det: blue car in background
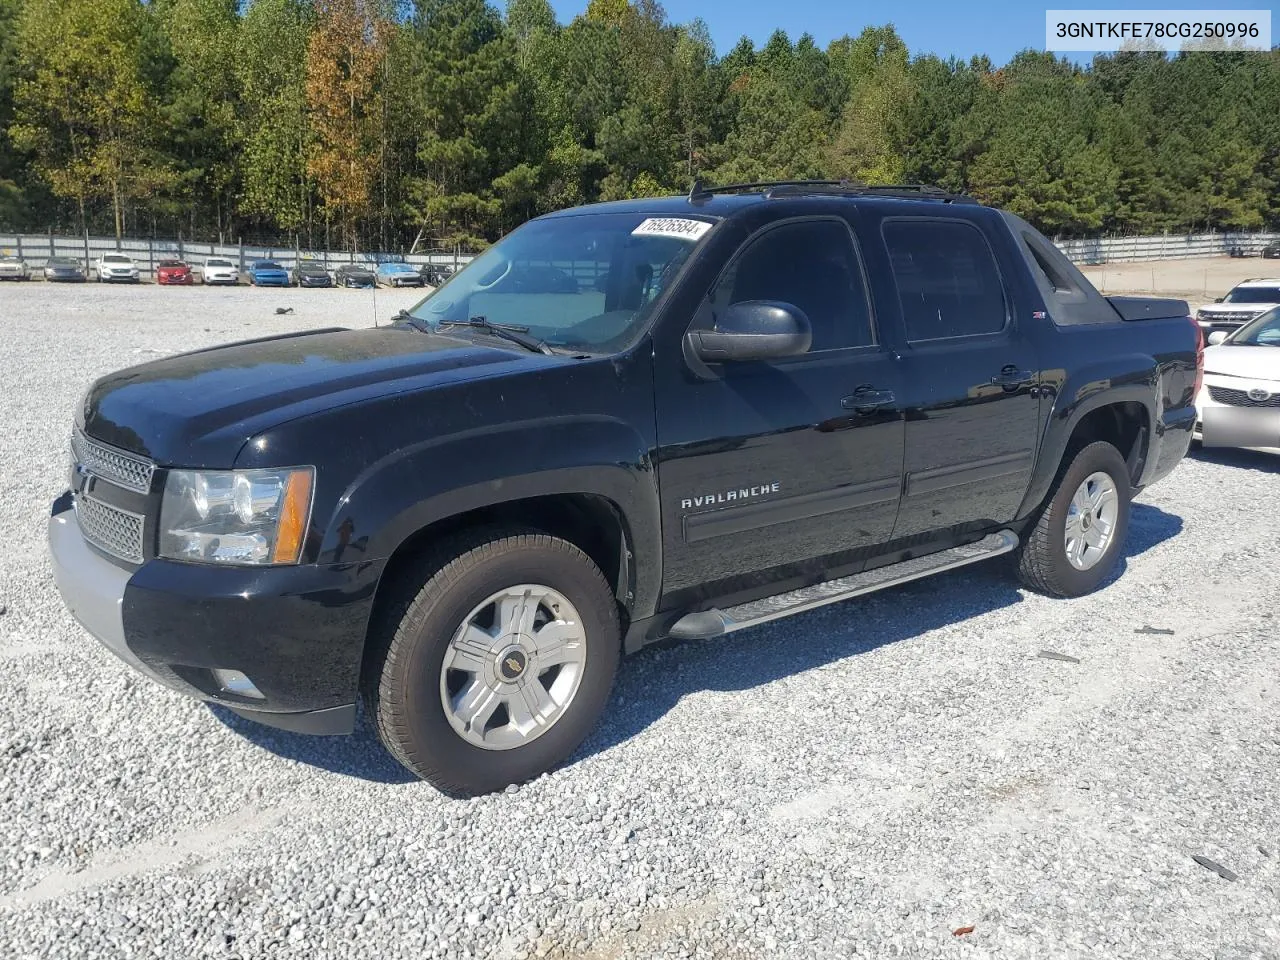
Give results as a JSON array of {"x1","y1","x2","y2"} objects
[
  {"x1": 375, "y1": 261, "x2": 425, "y2": 288},
  {"x1": 248, "y1": 260, "x2": 291, "y2": 287}
]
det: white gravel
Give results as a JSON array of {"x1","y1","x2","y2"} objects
[{"x1": 2, "y1": 282, "x2": 1279, "y2": 959}]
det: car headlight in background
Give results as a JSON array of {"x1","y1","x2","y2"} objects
[{"x1": 159, "y1": 467, "x2": 314, "y2": 565}]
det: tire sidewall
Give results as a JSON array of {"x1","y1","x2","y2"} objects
[
  {"x1": 390, "y1": 540, "x2": 620, "y2": 792},
  {"x1": 1044, "y1": 442, "x2": 1132, "y2": 595}
]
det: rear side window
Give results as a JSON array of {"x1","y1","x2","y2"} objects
[
  {"x1": 712, "y1": 219, "x2": 873, "y2": 351},
  {"x1": 883, "y1": 219, "x2": 1007, "y2": 341}
]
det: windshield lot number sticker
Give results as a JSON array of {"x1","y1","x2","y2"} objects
[{"x1": 632, "y1": 218, "x2": 712, "y2": 241}]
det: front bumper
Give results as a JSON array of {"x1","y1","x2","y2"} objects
[
  {"x1": 157, "y1": 274, "x2": 192, "y2": 285},
  {"x1": 252, "y1": 276, "x2": 291, "y2": 287},
  {"x1": 48, "y1": 498, "x2": 383, "y2": 735},
  {"x1": 298, "y1": 276, "x2": 332, "y2": 287},
  {"x1": 1196, "y1": 380, "x2": 1280, "y2": 451},
  {"x1": 204, "y1": 273, "x2": 239, "y2": 284},
  {"x1": 101, "y1": 271, "x2": 140, "y2": 282}
]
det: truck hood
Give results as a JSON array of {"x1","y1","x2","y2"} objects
[
  {"x1": 1203, "y1": 344, "x2": 1280, "y2": 382},
  {"x1": 80, "y1": 327, "x2": 554, "y2": 467}
]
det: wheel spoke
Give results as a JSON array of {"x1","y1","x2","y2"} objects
[
  {"x1": 452, "y1": 679, "x2": 501, "y2": 734},
  {"x1": 508, "y1": 679, "x2": 556, "y2": 732},
  {"x1": 1083, "y1": 525, "x2": 1105, "y2": 549},
  {"x1": 1072, "y1": 486, "x2": 1093, "y2": 514},
  {"x1": 1089, "y1": 484, "x2": 1114, "y2": 512},
  {"x1": 531, "y1": 620, "x2": 583, "y2": 666},
  {"x1": 448, "y1": 623, "x2": 494, "y2": 673},
  {"x1": 1064, "y1": 511, "x2": 1084, "y2": 540},
  {"x1": 495, "y1": 589, "x2": 540, "y2": 637}
]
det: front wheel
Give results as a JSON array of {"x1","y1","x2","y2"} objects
[
  {"x1": 1015, "y1": 441, "x2": 1132, "y2": 598},
  {"x1": 364, "y1": 529, "x2": 621, "y2": 795}
]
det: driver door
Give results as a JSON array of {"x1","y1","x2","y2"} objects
[{"x1": 652, "y1": 216, "x2": 906, "y2": 608}]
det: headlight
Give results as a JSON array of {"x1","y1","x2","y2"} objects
[{"x1": 159, "y1": 467, "x2": 314, "y2": 565}]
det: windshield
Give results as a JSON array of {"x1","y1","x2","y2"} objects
[
  {"x1": 159, "y1": 260, "x2": 184, "y2": 267},
  {"x1": 208, "y1": 259, "x2": 233, "y2": 267},
  {"x1": 1228, "y1": 306, "x2": 1280, "y2": 346},
  {"x1": 104, "y1": 255, "x2": 130, "y2": 263},
  {"x1": 384, "y1": 263, "x2": 415, "y2": 272},
  {"x1": 255, "y1": 261, "x2": 282, "y2": 270},
  {"x1": 403, "y1": 212, "x2": 713, "y2": 352},
  {"x1": 1223, "y1": 285, "x2": 1280, "y2": 304}
]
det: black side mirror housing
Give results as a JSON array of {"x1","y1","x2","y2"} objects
[
  {"x1": 686, "y1": 300, "x2": 812, "y2": 363},
  {"x1": 1214, "y1": 297, "x2": 1224, "y2": 303}
]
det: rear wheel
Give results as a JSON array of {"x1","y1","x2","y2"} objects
[
  {"x1": 364, "y1": 528, "x2": 621, "y2": 795},
  {"x1": 1015, "y1": 441, "x2": 1132, "y2": 598}
]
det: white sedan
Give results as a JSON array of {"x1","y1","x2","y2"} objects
[
  {"x1": 1196, "y1": 306, "x2": 1280, "y2": 452},
  {"x1": 202, "y1": 257, "x2": 240, "y2": 285},
  {"x1": 95, "y1": 253, "x2": 141, "y2": 283}
]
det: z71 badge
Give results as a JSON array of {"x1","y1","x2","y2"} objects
[{"x1": 680, "y1": 482, "x2": 780, "y2": 511}]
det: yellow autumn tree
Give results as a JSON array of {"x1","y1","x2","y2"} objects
[{"x1": 305, "y1": 0, "x2": 389, "y2": 249}]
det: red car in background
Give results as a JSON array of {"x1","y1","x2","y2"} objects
[{"x1": 156, "y1": 260, "x2": 193, "y2": 285}]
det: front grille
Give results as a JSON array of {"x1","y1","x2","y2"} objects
[
  {"x1": 1208, "y1": 386, "x2": 1280, "y2": 408},
  {"x1": 71, "y1": 431, "x2": 155, "y2": 492},
  {"x1": 74, "y1": 495, "x2": 145, "y2": 563}
]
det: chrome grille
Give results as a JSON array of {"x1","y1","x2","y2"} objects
[
  {"x1": 1208, "y1": 386, "x2": 1280, "y2": 408},
  {"x1": 74, "y1": 495, "x2": 145, "y2": 563},
  {"x1": 71, "y1": 431, "x2": 155, "y2": 492}
]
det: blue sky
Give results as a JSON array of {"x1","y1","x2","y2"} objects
[{"x1": 524, "y1": 0, "x2": 1262, "y2": 63}]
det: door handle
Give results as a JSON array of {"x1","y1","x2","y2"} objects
[
  {"x1": 991, "y1": 366, "x2": 1034, "y2": 387},
  {"x1": 841, "y1": 387, "x2": 896, "y2": 411}
]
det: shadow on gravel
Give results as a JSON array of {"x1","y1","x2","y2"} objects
[
  {"x1": 575, "y1": 501, "x2": 1185, "y2": 764},
  {"x1": 1187, "y1": 445, "x2": 1280, "y2": 474},
  {"x1": 208, "y1": 703, "x2": 418, "y2": 785},
  {"x1": 211, "y1": 504, "x2": 1183, "y2": 783}
]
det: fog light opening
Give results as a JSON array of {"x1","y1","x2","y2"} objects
[{"x1": 212, "y1": 668, "x2": 265, "y2": 700}]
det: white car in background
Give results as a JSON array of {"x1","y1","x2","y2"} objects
[
  {"x1": 95, "y1": 253, "x2": 141, "y2": 283},
  {"x1": 1196, "y1": 306, "x2": 1280, "y2": 452},
  {"x1": 202, "y1": 257, "x2": 240, "y2": 285},
  {"x1": 1195, "y1": 278, "x2": 1280, "y2": 341},
  {"x1": 0, "y1": 255, "x2": 31, "y2": 280}
]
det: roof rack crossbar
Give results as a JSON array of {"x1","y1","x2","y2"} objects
[{"x1": 688, "y1": 178, "x2": 976, "y2": 204}]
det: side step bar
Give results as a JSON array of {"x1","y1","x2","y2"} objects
[{"x1": 668, "y1": 530, "x2": 1019, "y2": 641}]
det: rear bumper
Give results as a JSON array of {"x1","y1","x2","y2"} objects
[{"x1": 48, "y1": 499, "x2": 382, "y2": 736}]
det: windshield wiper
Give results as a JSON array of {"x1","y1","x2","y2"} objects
[{"x1": 439, "y1": 316, "x2": 554, "y2": 355}]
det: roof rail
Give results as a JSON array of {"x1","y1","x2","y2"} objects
[{"x1": 687, "y1": 179, "x2": 977, "y2": 205}]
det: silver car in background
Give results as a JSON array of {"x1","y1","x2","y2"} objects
[
  {"x1": 1196, "y1": 307, "x2": 1280, "y2": 452},
  {"x1": 95, "y1": 253, "x2": 141, "y2": 283},
  {"x1": 0, "y1": 256, "x2": 31, "y2": 280}
]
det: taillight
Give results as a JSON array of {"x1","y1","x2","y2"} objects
[{"x1": 1189, "y1": 316, "x2": 1204, "y2": 396}]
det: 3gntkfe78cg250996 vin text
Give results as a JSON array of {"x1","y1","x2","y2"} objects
[{"x1": 48, "y1": 182, "x2": 1201, "y2": 795}]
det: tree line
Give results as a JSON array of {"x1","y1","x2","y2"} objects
[{"x1": 0, "y1": 0, "x2": 1276, "y2": 252}]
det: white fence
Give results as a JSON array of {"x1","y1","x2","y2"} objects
[
  {"x1": 1053, "y1": 231, "x2": 1279, "y2": 264},
  {"x1": 2, "y1": 229, "x2": 1278, "y2": 275},
  {"x1": 0, "y1": 233, "x2": 474, "y2": 279}
]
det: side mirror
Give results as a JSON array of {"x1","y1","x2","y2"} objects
[
  {"x1": 1213, "y1": 297, "x2": 1224, "y2": 303},
  {"x1": 1207, "y1": 330, "x2": 1229, "y2": 345},
  {"x1": 686, "y1": 300, "x2": 812, "y2": 362}
]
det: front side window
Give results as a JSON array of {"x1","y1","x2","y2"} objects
[
  {"x1": 406, "y1": 213, "x2": 711, "y2": 352},
  {"x1": 884, "y1": 219, "x2": 1007, "y2": 342},
  {"x1": 709, "y1": 219, "x2": 873, "y2": 351}
]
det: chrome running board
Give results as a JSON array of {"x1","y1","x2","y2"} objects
[{"x1": 668, "y1": 530, "x2": 1019, "y2": 640}]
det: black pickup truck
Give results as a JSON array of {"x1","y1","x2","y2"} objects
[{"x1": 49, "y1": 182, "x2": 1202, "y2": 795}]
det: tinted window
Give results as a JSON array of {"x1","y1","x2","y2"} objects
[
  {"x1": 883, "y1": 219, "x2": 1006, "y2": 341},
  {"x1": 1224, "y1": 285, "x2": 1280, "y2": 304},
  {"x1": 711, "y1": 220, "x2": 872, "y2": 351}
]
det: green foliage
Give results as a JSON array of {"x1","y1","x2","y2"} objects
[{"x1": 0, "y1": 1, "x2": 1276, "y2": 244}]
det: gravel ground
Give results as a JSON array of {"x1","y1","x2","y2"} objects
[{"x1": 2, "y1": 283, "x2": 1280, "y2": 960}]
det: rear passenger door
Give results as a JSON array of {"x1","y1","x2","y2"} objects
[{"x1": 875, "y1": 216, "x2": 1042, "y2": 540}]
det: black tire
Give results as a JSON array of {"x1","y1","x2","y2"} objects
[
  {"x1": 1015, "y1": 440, "x2": 1132, "y2": 598},
  {"x1": 363, "y1": 528, "x2": 621, "y2": 795}
]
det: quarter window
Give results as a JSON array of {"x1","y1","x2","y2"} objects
[
  {"x1": 711, "y1": 220, "x2": 873, "y2": 351},
  {"x1": 883, "y1": 220, "x2": 1007, "y2": 341}
]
